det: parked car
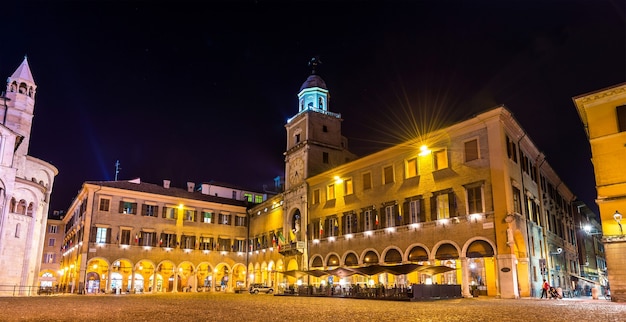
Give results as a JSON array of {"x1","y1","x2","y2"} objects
[
  {"x1": 37, "y1": 286, "x2": 53, "y2": 295},
  {"x1": 249, "y1": 283, "x2": 273, "y2": 294}
]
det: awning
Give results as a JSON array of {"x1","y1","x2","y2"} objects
[
  {"x1": 325, "y1": 267, "x2": 358, "y2": 277},
  {"x1": 286, "y1": 264, "x2": 456, "y2": 278},
  {"x1": 570, "y1": 274, "x2": 601, "y2": 285},
  {"x1": 416, "y1": 265, "x2": 457, "y2": 275},
  {"x1": 348, "y1": 265, "x2": 387, "y2": 276},
  {"x1": 281, "y1": 270, "x2": 309, "y2": 278}
]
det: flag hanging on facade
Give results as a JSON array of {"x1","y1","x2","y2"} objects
[
  {"x1": 289, "y1": 229, "x2": 296, "y2": 241},
  {"x1": 277, "y1": 231, "x2": 285, "y2": 245}
]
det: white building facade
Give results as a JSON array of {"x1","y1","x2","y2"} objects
[{"x1": 0, "y1": 57, "x2": 58, "y2": 295}]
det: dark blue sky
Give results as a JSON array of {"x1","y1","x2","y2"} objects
[{"x1": 2, "y1": 1, "x2": 624, "y2": 213}]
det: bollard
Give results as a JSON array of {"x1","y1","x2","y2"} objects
[{"x1": 591, "y1": 286, "x2": 599, "y2": 300}]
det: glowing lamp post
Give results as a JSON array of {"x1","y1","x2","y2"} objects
[{"x1": 614, "y1": 211, "x2": 623, "y2": 235}]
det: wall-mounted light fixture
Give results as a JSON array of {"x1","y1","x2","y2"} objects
[{"x1": 614, "y1": 210, "x2": 623, "y2": 235}]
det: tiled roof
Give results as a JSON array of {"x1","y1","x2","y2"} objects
[
  {"x1": 11, "y1": 56, "x2": 35, "y2": 83},
  {"x1": 85, "y1": 180, "x2": 249, "y2": 207}
]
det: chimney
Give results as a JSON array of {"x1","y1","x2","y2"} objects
[
  {"x1": 163, "y1": 180, "x2": 170, "y2": 189},
  {"x1": 201, "y1": 183, "x2": 210, "y2": 195},
  {"x1": 187, "y1": 182, "x2": 195, "y2": 192}
]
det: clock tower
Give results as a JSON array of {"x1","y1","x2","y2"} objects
[
  {"x1": 281, "y1": 59, "x2": 356, "y2": 269},
  {"x1": 284, "y1": 58, "x2": 355, "y2": 191}
]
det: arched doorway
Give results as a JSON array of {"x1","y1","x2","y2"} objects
[
  {"x1": 135, "y1": 260, "x2": 155, "y2": 293},
  {"x1": 363, "y1": 250, "x2": 379, "y2": 265},
  {"x1": 86, "y1": 258, "x2": 109, "y2": 293},
  {"x1": 196, "y1": 263, "x2": 212, "y2": 292},
  {"x1": 435, "y1": 243, "x2": 460, "y2": 285},
  {"x1": 214, "y1": 264, "x2": 230, "y2": 292},
  {"x1": 466, "y1": 239, "x2": 496, "y2": 296},
  {"x1": 156, "y1": 261, "x2": 176, "y2": 292}
]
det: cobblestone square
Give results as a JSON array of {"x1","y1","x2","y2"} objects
[{"x1": 0, "y1": 294, "x2": 624, "y2": 322}]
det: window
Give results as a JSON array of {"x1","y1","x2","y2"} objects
[
  {"x1": 323, "y1": 152, "x2": 329, "y2": 164},
  {"x1": 464, "y1": 139, "x2": 479, "y2": 162},
  {"x1": 234, "y1": 239, "x2": 245, "y2": 252},
  {"x1": 199, "y1": 236, "x2": 214, "y2": 250},
  {"x1": 323, "y1": 125, "x2": 328, "y2": 132},
  {"x1": 95, "y1": 227, "x2": 108, "y2": 244},
  {"x1": 15, "y1": 223, "x2": 20, "y2": 237},
  {"x1": 243, "y1": 193, "x2": 253, "y2": 202},
  {"x1": 142, "y1": 204, "x2": 158, "y2": 217},
  {"x1": 160, "y1": 233, "x2": 176, "y2": 248},
  {"x1": 407, "y1": 198, "x2": 425, "y2": 223},
  {"x1": 343, "y1": 212, "x2": 356, "y2": 234},
  {"x1": 327, "y1": 184, "x2": 335, "y2": 200},
  {"x1": 435, "y1": 194, "x2": 450, "y2": 219},
  {"x1": 312, "y1": 189, "x2": 320, "y2": 204},
  {"x1": 183, "y1": 209, "x2": 196, "y2": 221},
  {"x1": 406, "y1": 158, "x2": 418, "y2": 178},
  {"x1": 383, "y1": 166, "x2": 394, "y2": 184},
  {"x1": 120, "y1": 229, "x2": 131, "y2": 245},
  {"x1": 219, "y1": 213, "x2": 231, "y2": 225},
  {"x1": 202, "y1": 211, "x2": 213, "y2": 223},
  {"x1": 512, "y1": 186, "x2": 522, "y2": 215},
  {"x1": 362, "y1": 172, "x2": 372, "y2": 190},
  {"x1": 326, "y1": 216, "x2": 339, "y2": 237},
  {"x1": 232, "y1": 191, "x2": 237, "y2": 199},
  {"x1": 344, "y1": 178, "x2": 353, "y2": 195},
  {"x1": 44, "y1": 253, "x2": 55, "y2": 264},
  {"x1": 506, "y1": 135, "x2": 518, "y2": 163},
  {"x1": 254, "y1": 195, "x2": 263, "y2": 203},
  {"x1": 433, "y1": 149, "x2": 448, "y2": 170},
  {"x1": 17, "y1": 199, "x2": 26, "y2": 215},
  {"x1": 466, "y1": 185, "x2": 483, "y2": 214},
  {"x1": 140, "y1": 231, "x2": 156, "y2": 247},
  {"x1": 181, "y1": 235, "x2": 195, "y2": 249},
  {"x1": 235, "y1": 216, "x2": 246, "y2": 227},
  {"x1": 163, "y1": 206, "x2": 177, "y2": 219},
  {"x1": 618, "y1": 105, "x2": 626, "y2": 132},
  {"x1": 49, "y1": 225, "x2": 58, "y2": 234},
  {"x1": 99, "y1": 198, "x2": 110, "y2": 212},
  {"x1": 48, "y1": 238, "x2": 55, "y2": 247},
  {"x1": 218, "y1": 237, "x2": 231, "y2": 251},
  {"x1": 385, "y1": 205, "x2": 395, "y2": 227},
  {"x1": 119, "y1": 201, "x2": 137, "y2": 214},
  {"x1": 363, "y1": 209, "x2": 375, "y2": 231}
]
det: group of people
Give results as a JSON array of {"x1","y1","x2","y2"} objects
[{"x1": 540, "y1": 279, "x2": 561, "y2": 299}]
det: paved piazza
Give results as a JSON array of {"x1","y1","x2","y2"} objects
[{"x1": 0, "y1": 293, "x2": 624, "y2": 321}]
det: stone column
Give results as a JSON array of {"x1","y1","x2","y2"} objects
[{"x1": 461, "y1": 257, "x2": 472, "y2": 297}]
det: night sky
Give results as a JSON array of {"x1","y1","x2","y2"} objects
[{"x1": 2, "y1": 1, "x2": 624, "y2": 214}]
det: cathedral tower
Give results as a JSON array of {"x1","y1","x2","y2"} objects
[{"x1": 1, "y1": 57, "x2": 37, "y2": 157}]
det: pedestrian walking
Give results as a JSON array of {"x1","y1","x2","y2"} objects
[{"x1": 540, "y1": 279, "x2": 549, "y2": 299}]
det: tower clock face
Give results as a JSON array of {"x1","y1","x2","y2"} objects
[{"x1": 289, "y1": 157, "x2": 304, "y2": 185}]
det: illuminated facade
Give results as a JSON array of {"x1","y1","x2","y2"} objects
[
  {"x1": 39, "y1": 211, "x2": 65, "y2": 291},
  {"x1": 59, "y1": 179, "x2": 268, "y2": 294},
  {"x1": 248, "y1": 71, "x2": 582, "y2": 299},
  {"x1": 0, "y1": 58, "x2": 58, "y2": 296},
  {"x1": 574, "y1": 83, "x2": 626, "y2": 302}
]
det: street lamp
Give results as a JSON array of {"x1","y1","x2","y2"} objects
[
  {"x1": 583, "y1": 225, "x2": 602, "y2": 236},
  {"x1": 614, "y1": 210, "x2": 623, "y2": 235}
]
